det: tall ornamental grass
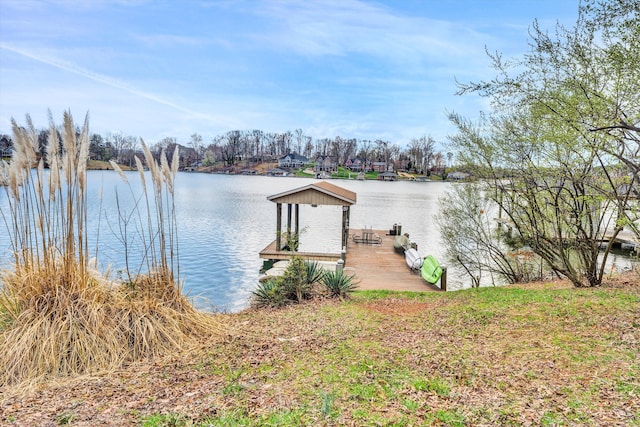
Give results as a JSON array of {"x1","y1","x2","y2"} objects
[{"x1": 0, "y1": 112, "x2": 221, "y2": 387}]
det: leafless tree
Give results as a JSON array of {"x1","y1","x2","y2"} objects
[
  {"x1": 221, "y1": 131, "x2": 241, "y2": 166},
  {"x1": 189, "y1": 133, "x2": 203, "y2": 165}
]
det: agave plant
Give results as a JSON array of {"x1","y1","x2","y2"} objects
[
  {"x1": 304, "y1": 260, "x2": 325, "y2": 285},
  {"x1": 321, "y1": 270, "x2": 358, "y2": 298},
  {"x1": 252, "y1": 279, "x2": 285, "y2": 308}
]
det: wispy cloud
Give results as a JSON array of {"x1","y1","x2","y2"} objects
[
  {"x1": 133, "y1": 33, "x2": 228, "y2": 48},
  {"x1": 0, "y1": 43, "x2": 240, "y2": 128},
  {"x1": 253, "y1": 0, "x2": 486, "y2": 61}
]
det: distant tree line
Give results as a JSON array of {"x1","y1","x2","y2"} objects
[{"x1": 0, "y1": 127, "x2": 455, "y2": 175}]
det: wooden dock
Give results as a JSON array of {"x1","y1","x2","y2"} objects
[
  {"x1": 495, "y1": 217, "x2": 639, "y2": 250},
  {"x1": 603, "y1": 228, "x2": 639, "y2": 250},
  {"x1": 259, "y1": 239, "x2": 342, "y2": 262},
  {"x1": 345, "y1": 229, "x2": 440, "y2": 292}
]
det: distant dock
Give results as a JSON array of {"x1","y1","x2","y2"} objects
[{"x1": 495, "y1": 217, "x2": 639, "y2": 251}]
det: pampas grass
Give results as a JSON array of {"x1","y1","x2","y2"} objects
[{"x1": 0, "y1": 112, "x2": 221, "y2": 388}]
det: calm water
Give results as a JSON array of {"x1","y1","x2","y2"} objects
[
  {"x1": 0, "y1": 172, "x2": 457, "y2": 311},
  {"x1": 1, "y1": 172, "x2": 636, "y2": 311}
]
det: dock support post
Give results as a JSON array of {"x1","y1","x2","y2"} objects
[
  {"x1": 294, "y1": 203, "x2": 299, "y2": 239},
  {"x1": 440, "y1": 266, "x2": 447, "y2": 291},
  {"x1": 341, "y1": 206, "x2": 350, "y2": 250},
  {"x1": 276, "y1": 203, "x2": 282, "y2": 251}
]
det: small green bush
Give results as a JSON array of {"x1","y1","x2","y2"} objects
[
  {"x1": 280, "y1": 256, "x2": 310, "y2": 302},
  {"x1": 321, "y1": 270, "x2": 358, "y2": 298},
  {"x1": 252, "y1": 279, "x2": 286, "y2": 308}
]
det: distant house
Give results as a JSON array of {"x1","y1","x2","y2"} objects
[
  {"x1": 372, "y1": 162, "x2": 388, "y2": 173},
  {"x1": 278, "y1": 153, "x2": 308, "y2": 169},
  {"x1": 315, "y1": 155, "x2": 337, "y2": 173},
  {"x1": 616, "y1": 183, "x2": 640, "y2": 199},
  {"x1": 345, "y1": 158, "x2": 365, "y2": 171},
  {"x1": 0, "y1": 135, "x2": 12, "y2": 158}
]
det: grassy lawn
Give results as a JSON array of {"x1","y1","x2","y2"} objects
[
  {"x1": 2, "y1": 277, "x2": 639, "y2": 426},
  {"x1": 87, "y1": 159, "x2": 133, "y2": 170}
]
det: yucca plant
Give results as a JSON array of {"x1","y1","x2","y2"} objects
[
  {"x1": 0, "y1": 112, "x2": 221, "y2": 387},
  {"x1": 304, "y1": 260, "x2": 325, "y2": 285},
  {"x1": 251, "y1": 278, "x2": 286, "y2": 308},
  {"x1": 321, "y1": 270, "x2": 358, "y2": 299}
]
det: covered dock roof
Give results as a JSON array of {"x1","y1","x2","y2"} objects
[
  {"x1": 260, "y1": 181, "x2": 357, "y2": 262},
  {"x1": 267, "y1": 180, "x2": 357, "y2": 206}
]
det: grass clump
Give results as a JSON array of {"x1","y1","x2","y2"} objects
[{"x1": 0, "y1": 112, "x2": 220, "y2": 387}]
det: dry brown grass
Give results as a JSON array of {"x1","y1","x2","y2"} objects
[{"x1": 0, "y1": 112, "x2": 222, "y2": 388}]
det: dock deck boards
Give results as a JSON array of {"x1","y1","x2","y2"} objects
[
  {"x1": 345, "y1": 229, "x2": 440, "y2": 292},
  {"x1": 259, "y1": 229, "x2": 442, "y2": 292}
]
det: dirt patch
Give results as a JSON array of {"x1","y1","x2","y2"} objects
[{"x1": 602, "y1": 268, "x2": 640, "y2": 289}]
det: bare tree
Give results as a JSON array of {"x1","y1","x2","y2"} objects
[
  {"x1": 265, "y1": 132, "x2": 278, "y2": 157},
  {"x1": 357, "y1": 140, "x2": 374, "y2": 170},
  {"x1": 406, "y1": 135, "x2": 435, "y2": 174},
  {"x1": 294, "y1": 129, "x2": 306, "y2": 155},
  {"x1": 221, "y1": 131, "x2": 241, "y2": 166},
  {"x1": 189, "y1": 133, "x2": 203, "y2": 166},
  {"x1": 303, "y1": 137, "x2": 314, "y2": 159},
  {"x1": 107, "y1": 132, "x2": 134, "y2": 164},
  {"x1": 153, "y1": 137, "x2": 178, "y2": 166}
]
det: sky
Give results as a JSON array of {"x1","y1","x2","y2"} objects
[{"x1": 0, "y1": 0, "x2": 580, "y2": 148}]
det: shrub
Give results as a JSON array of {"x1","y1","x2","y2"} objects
[
  {"x1": 279, "y1": 256, "x2": 310, "y2": 302},
  {"x1": 252, "y1": 279, "x2": 286, "y2": 308},
  {"x1": 252, "y1": 259, "x2": 333, "y2": 308}
]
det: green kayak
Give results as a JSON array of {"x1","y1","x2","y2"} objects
[{"x1": 421, "y1": 255, "x2": 443, "y2": 284}]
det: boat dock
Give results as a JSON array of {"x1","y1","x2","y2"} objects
[
  {"x1": 259, "y1": 181, "x2": 443, "y2": 292},
  {"x1": 345, "y1": 229, "x2": 440, "y2": 292},
  {"x1": 496, "y1": 217, "x2": 639, "y2": 251}
]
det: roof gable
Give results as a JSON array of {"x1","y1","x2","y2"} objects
[{"x1": 267, "y1": 181, "x2": 356, "y2": 206}]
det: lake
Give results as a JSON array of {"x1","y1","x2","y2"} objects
[
  {"x1": 0, "y1": 172, "x2": 459, "y2": 311},
  {"x1": 1, "y1": 171, "x2": 636, "y2": 311}
]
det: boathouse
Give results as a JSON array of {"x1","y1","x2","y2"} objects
[{"x1": 259, "y1": 181, "x2": 357, "y2": 262}]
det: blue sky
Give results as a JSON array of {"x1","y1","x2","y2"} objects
[{"x1": 0, "y1": 0, "x2": 579, "y2": 148}]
